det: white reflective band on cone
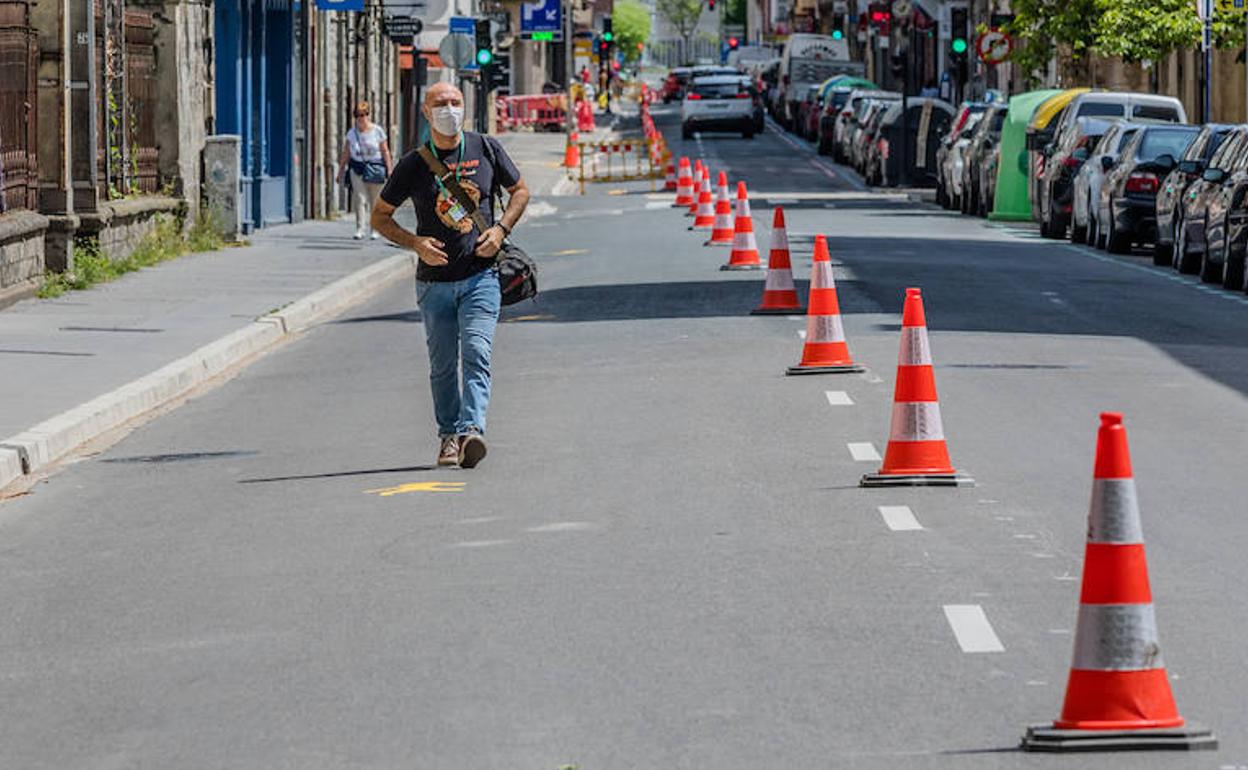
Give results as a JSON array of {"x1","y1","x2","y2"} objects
[
  {"x1": 899, "y1": 326, "x2": 933, "y2": 365},
  {"x1": 772, "y1": 229, "x2": 790, "y2": 253},
  {"x1": 808, "y1": 314, "x2": 845, "y2": 343},
  {"x1": 889, "y1": 401, "x2": 945, "y2": 442},
  {"x1": 811, "y1": 261, "x2": 835, "y2": 289},
  {"x1": 765, "y1": 269, "x2": 795, "y2": 292},
  {"x1": 1072, "y1": 603, "x2": 1164, "y2": 671},
  {"x1": 1088, "y1": 478, "x2": 1145, "y2": 544},
  {"x1": 734, "y1": 232, "x2": 757, "y2": 250}
]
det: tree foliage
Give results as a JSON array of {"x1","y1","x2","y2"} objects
[
  {"x1": 657, "y1": 0, "x2": 703, "y2": 49},
  {"x1": 614, "y1": 0, "x2": 652, "y2": 62}
]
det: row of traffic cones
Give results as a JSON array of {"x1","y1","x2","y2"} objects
[
  {"x1": 665, "y1": 150, "x2": 1215, "y2": 751},
  {"x1": 674, "y1": 157, "x2": 762, "y2": 270}
]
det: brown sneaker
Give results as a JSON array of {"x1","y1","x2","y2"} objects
[
  {"x1": 458, "y1": 431, "x2": 487, "y2": 469},
  {"x1": 437, "y1": 435, "x2": 460, "y2": 467}
]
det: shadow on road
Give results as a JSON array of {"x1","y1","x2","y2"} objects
[{"x1": 238, "y1": 465, "x2": 437, "y2": 484}]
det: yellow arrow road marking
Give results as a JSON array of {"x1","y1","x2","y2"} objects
[{"x1": 365, "y1": 481, "x2": 466, "y2": 496}]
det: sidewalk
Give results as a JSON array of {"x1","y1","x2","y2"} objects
[{"x1": 0, "y1": 129, "x2": 577, "y2": 494}]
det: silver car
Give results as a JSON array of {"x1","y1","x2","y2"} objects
[
  {"x1": 681, "y1": 75, "x2": 757, "y2": 140},
  {"x1": 1071, "y1": 120, "x2": 1136, "y2": 246}
]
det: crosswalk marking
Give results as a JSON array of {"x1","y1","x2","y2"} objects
[
  {"x1": 943, "y1": 605, "x2": 1005, "y2": 653},
  {"x1": 847, "y1": 442, "x2": 882, "y2": 461},
  {"x1": 878, "y1": 505, "x2": 922, "y2": 531},
  {"x1": 825, "y1": 390, "x2": 853, "y2": 406}
]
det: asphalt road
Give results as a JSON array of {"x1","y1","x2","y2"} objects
[{"x1": 1, "y1": 106, "x2": 1245, "y2": 769}]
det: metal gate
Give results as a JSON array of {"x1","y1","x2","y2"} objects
[{"x1": 0, "y1": 0, "x2": 36, "y2": 212}]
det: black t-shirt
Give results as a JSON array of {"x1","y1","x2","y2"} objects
[{"x1": 379, "y1": 132, "x2": 522, "y2": 282}]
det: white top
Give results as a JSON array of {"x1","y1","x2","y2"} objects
[{"x1": 347, "y1": 124, "x2": 386, "y2": 162}]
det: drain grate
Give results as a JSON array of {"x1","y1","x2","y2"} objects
[{"x1": 102, "y1": 450, "x2": 259, "y2": 464}]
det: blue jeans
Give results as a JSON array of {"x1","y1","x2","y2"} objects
[{"x1": 416, "y1": 269, "x2": 501, "y2": 438}]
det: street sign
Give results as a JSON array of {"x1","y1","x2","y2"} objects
[
  {"x1": 975, "y1": 29, "x2": 1013, "y2": 64},
  {"x1": 1215, "y1": 0, "x2": 1247, "y2": 12},
  {"x1": 316, "y1": 0, "x2": 364, "y2": 10},
  {"x1": 383, "y1": 15, "x2": 423, "y2": 45},
  {"x1": 521, "y1": 0, "x2": 562, "y2": 34},
  {"x1": 439, "y1": 33, "x2": 477, "y2": 69}
]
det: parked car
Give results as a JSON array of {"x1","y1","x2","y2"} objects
[
  {"x1": 871, "y1": 98, "x2": 955, "y2": 189},
  {"x1": 817, "y1": 87, "x2": 855, "y2": 155},
  {"x1": 681, "y1": 75, "x2": 757, "y2": 139},
  {"x1": 960, "y1": 105, "x2": 1006, "y2": 216},
  {"x1": 851, "y1": 100, "x2": 892, "y2": 175},
  {"x1": 1172, "y1": 126, "x2": 1248, "y2": 275},
  {"x1": 1192, "y1": 130, "x2": 1248, "y2": 287},
  {"x1": 935, "y1": 103, "x2": 988, "y2": 208},
  {"x1": 1095, "y1": 124, "x2": 1200, "y2": 253},
  {"x1": 1153, "y1": 124, "x2": 1235, "y2": 265},
  {"x1": 835, "y1": 90, "x2": 900, "y2": 164},
  {"x1": 1039, "y1": 114, "x2": 1120, "y2": 238},
  {"x1": 1068, "y1": 118, "x2": 1129, "y2": 244},
  {"x1": 795, "y1": 83, "x2": 823, "y2": 140},
  {"x1": 661, "y1": 68, "x2": 693, "y2": 103},
  {"x1": 1048, "y1": 91, "x2": 1187, "y2": 147}
]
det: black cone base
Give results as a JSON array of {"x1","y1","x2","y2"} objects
[
  {"x1": 786, "y1": 363, "x2": 866, "y2": 375},
  {"x1": 1021, "y1": 724, "x2": 1217, "y2": 752},
  {"x1": 721, "y1": 263, "x2": 763, "y2": 270},
  {"x1": 860, "y1": 472, "x2": 975, "y2": 488},
  {"x1": 750, "y1": 307, "x2": 804, "y2": 316}
]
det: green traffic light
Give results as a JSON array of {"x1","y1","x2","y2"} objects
[
  {"x1": 477, "y1": 48, "x2": 493, "y2": 65},
  {"x1": 603, "y1": 31, "x2": 614, "y2": 41},
  {"x1": 951, "y1": 38, "x2": 968, "y2": 54},
  {"x1": 832, "y1": 29, "x2": 843, "y2": 40}
]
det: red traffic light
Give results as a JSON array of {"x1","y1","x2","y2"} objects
[
  {"x1": 728, "y1": 37, "x2": 739, "y2": 49},
  {"x1": 708, "y1": 0, "x2": 715, "y2": 9},
  {"x1": 636, "y1": 41, "x2": 644, "y2": 51},
  {"x1": 870, "y1": 10, "x2": 890, "y2": 22}
]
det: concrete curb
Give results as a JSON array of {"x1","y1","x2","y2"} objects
[{"x1": 0, "y1": 252, "x2": 416, "y2": 492}]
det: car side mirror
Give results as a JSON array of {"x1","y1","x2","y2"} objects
[
  {"x1": 1177, "y1": 159, "x2": 1201, "y2": 175},
  {"x1": 1101, "y1": 155, "x2": 1116, "y2": 171},
  {"x1": 1154, "y1": 154, "x2": 1176, "y2": 173},
  {"x1": 1203, "y1": 167, "x2": 1227, "y2": 183}
]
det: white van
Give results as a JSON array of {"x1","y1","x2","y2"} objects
[
  {"x1": 1050, "y1": 92, "x2": 1187, "y2": 149},
  {"x1": 778, "y1": 34, "x2": 864, "y2": 129}
]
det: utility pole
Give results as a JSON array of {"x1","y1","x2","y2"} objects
[{"x1": 1200, "y1": 0, "x2": 1212, "y2": 122}]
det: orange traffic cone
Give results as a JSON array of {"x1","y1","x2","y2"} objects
[
  {"x1": 1021, "y1": 413, "x2": 1216, "y2": 752},
  {"x1": 704, "y1": 172, "x2": 735, "y2": 245},
  {"x1": 861, "y1": 288, "x2": 973, "y2": 486},
  {"x1": 786, "y1": 235, "x2": 864, "y2": 375},
  {"x1": 690, "y1": 170, "x2": 715, "y2": 230},
  {"x1": 688, "y1": 164, "x2": 708, "y2": 215},
  {"x1": 664, "y1": 158, "x2": 677, "y2": 191},
  {"x1": 674, "y1": 157, "x2": 694, "y2": 208},
  {"x1": 564, "y1": 132, "x2": 580, "y2": 168},
  {"x1": 722, "y1": 182, "x2": 762, "y2": 270},
  {"x1": 751, "y1": 207, "x2": 802, "y2": 315}
]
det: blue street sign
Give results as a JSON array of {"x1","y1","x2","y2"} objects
[
  {"x1": 520, "y1": 0, "x2": 561, "y2": 33},
  {"x1": 316, "y1": 0, "x2": 364, "y2": 10},
  {"x1": 449, "y1": 16, "x2": 476, "y2": 34}
]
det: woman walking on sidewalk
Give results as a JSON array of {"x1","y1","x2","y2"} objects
[{"x1": 337, "y1": 100, "x2": 393, "y2": 240}]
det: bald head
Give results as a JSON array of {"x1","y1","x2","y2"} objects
[{"x1": 424, "y1": 82, "x2": 464, "y2": 109}]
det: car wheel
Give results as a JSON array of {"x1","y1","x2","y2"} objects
[
  {"x1": 1070, "y1": 216, "x2": 1087, "y2": 244},
  {"x1": 682, "y1": 126, "x2": 692, "y2": 140},
  {"x1": 1177, "y1": 217, "x2": 1202, "y2": 274},
  {"x1": 1043, "y1": 211, "x2": 1064, "y2": 239},
  {"x1": 1222, "y1": 235, "x2": 1244, "y2": 291},
  {"x1": 1199, "y1": 235, "x2": 1223, "y2": 283}
]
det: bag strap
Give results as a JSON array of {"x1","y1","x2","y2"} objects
[
  {"x1": 416, "y1": 143, "x2": 490, "y2": 233},
  {"x1": 480, "y1": 136, "x2": 507, "y2": 218}
]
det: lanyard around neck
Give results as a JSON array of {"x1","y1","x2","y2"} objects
[{"x1": 429, "y1": 136, "x2": 465, "y2": 189}]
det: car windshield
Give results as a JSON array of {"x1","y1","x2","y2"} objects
[
  {"x1": 830, "y1": 92, "x2": 850, "y2": 109},
  {"x1": 1077, "y1": 102, "x2": 1126, "y2": 118},
  {"x1": 692, "y1": 82, "x2": 747, "y2": 99},
  {"x1": 1137, "y1": 128, "x2": 1198, "y2": 161},
  {"x1": 1203, "y1": 131, "x2": 1232, "y2": 161}
]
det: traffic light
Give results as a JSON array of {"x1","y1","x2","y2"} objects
[
  {"x1": 708, "y1": 0, "x2": 715, "y2": 10},
  {"x1": 474, "y1": 21, "x2": 493, "y2": 66},
  {"x1": 602, "y1": 16, "x2": 613, "y2": 43},
  {"x1": 728, "y1": 37, "x2": 739, "y2": 50},
  {"x1": 488, "y1": 50, "x2": 510, "y2": 90},
  {"x1": 868, "y1": 3, "x2": 891, "y2": 35},
  {"x1": 949, "y1": 7, "x2": 968, "y2": 60}
]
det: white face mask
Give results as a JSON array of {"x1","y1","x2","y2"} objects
[{"x1": 429, "y1": 105, "x2": 465, "y2": 137}]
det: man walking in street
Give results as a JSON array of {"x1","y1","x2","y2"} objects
[{"x1": 371, "y1": 82, "x2": 530, "y2": 468}]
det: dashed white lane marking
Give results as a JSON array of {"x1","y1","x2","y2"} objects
[
  {"x1": 458, "y1": 516, "x2": 503, "y2": 524},
  {"x1": 847, "y1": 442, "x2": 882, "y2": 462},
  {"x1": 448, "y1": 540, "x2": 510, "y2": 549},
  {"x1": 527, "y1": 521, "x2": 597, "y2": 533},
  {"x1": 878, "y1": 505, "x2": 922, "y2": 531},
  {"x1": 825, "y1": 390, "x2": 853, "y2": 406},
  {"x1": 645, "y1": 201, "x2": 671, "y2": 210},
  {"x1": 943, "y1": 605, "x2": 1006, "y2": 653},
  {"x1": 1042, "y1": 290, "x2": 1066, "y2": 306}
]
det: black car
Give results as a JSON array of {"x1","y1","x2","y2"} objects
[
  {"x1": 1096, "y1": 124, "x2": 1200, "y2": 253},
  {"x1": 817, "y1": 88, "x2": 854, "y2": 155},
  {"x1": 1039, "y1": 116, "x2": 1113, "y2": 238},
  {"x1": 1195, "y1": 130, "x2": 1248, "y2": 288},
  {"x1": 873, "y1": 98, "x2": 955, "y2": 188},
  {"x1": 1153, "y1": 123, "x2": 1235, "y2": 265},
  {"x1": 1173, "y1": 126, "x2": 1248, "y2": 275},
  {"x1": 960, "y1": 105, "x2": 1005, "y2": 216}
]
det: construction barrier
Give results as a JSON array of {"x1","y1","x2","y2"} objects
[
  {"x1": 573, "y1": 136, "x2": 665, "y2": 192},
  {"x1": 496, "y1": 94, "x2": 567, "y2": 133}
]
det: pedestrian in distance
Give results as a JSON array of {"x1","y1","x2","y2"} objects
[
  {"x1": 337, "y1": 100, "x2": 394, "y2": 240},
  {"x1": 371, "y1": 82, "x2": 530, "y2": 469}
]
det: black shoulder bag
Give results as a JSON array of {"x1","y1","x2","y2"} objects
[{"x1": 416, "y1": 137, "x2": 537, "y2": 306}]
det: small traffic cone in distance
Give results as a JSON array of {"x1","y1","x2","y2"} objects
[
  {"x1": 751, "y1": 207, "x2": 802, "y2": 315},
  {"x1": 564, "y1": 132, "x2": 580, "y2": 168},
  {"x1": 664, "y1": 159, "x2": 677, "y2": 190},
  {"x1": 861, "y1": 288, "x2": 973, "y2": 486},
  {"x1": 705, "y1": 172, "x2": 735, "y2": 245},
  {"x1": 722, "y1": 181, "x2": 762, "y2": 270},
  {"x1": 786, "y1": 235, "x2": 864, "y2": 375},
  {"x1": 687, "y1": 164, "x2": 705, "y2": 216},
  {"x1": 691, "y1": 170, "x2": 716, "y2": 230},
  {"x1": 1021, "y1": 413, "x2": 1216, "y2": 752},
  {"x1": 674, "y1": 157, "x2": 694, "y2": 207}
]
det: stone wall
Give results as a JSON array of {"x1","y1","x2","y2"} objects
[
  {"x1": 0, "y1": 211, "x2": 50, "y2": 309},
  {"x1": 76, "y1": 196, "x2": 184, "y2": 261}
]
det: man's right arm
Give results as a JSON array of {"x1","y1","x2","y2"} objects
[{"x1": 372, "y1": 199, "x2": 448, "y2": 267}]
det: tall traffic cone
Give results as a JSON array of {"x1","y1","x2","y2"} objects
[
  {"x1": 690, "y1": 170, "x2": 716, "y2": 230},
  {"x1": 687, "y1": 164, "x2": 705, "y2": 216},
  {"x1": 564, "y1": 132, "x2": 580, "y2": 168},
  {"x1": 704, "y1": 172, "x2": 735, "y2": 245},
  {"x1": 861, "y1": 288, "x2": 973, "y2": 486},
  {"x1": 674, "y1": 157, "x2": 694, "y2": 208},
  {"x1": 664, "y1": 158, "x2": 677, "y2": 191},
  {"x1": 751, "y1": 207, "x2": 802, "y2": 315},
  {"x1": 785, "y1": 235, "x2": 864, "y2": 375},
  {"x1": 1021, "y1": 413, "x2": 1216, "y2": 752},
  {"x1": 722, "y1": 182, "x2": 762, "y2": 270}
]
